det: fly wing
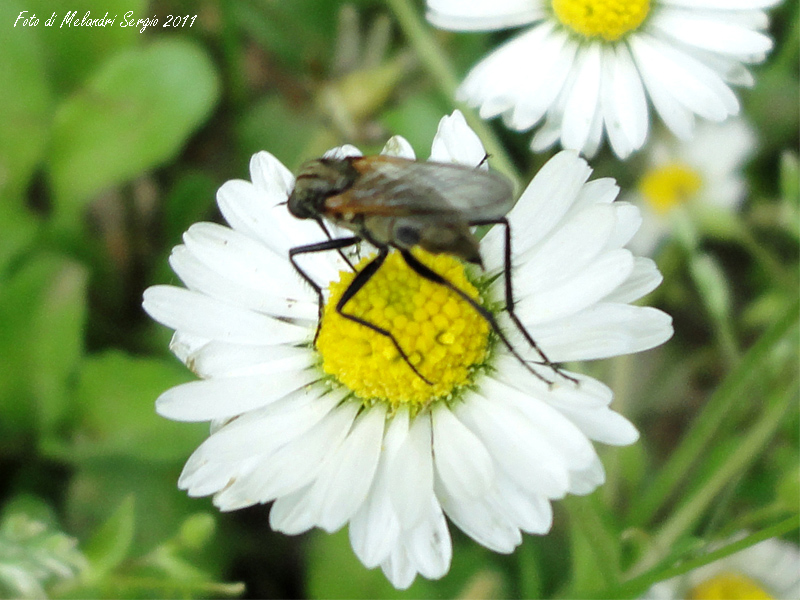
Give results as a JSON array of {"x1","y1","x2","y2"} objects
[{"x1": 326, "y1": 156, "x2": 514, "y2": 221}]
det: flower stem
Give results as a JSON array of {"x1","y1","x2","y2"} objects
[
  {"x1": 386, "y1": 0, "x2": 523, "y2": 190},
  {"x1": 672, "y1": 208, "x2": 739, "y2": 365}
]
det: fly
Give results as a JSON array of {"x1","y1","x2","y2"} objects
[{"x1": 286, "y1": 154, "x2": 573, "y2": 387}]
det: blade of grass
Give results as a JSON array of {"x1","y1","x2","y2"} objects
[
  {"x1": 629, "y1": 296, "x2": 799, "y2": 526},
  {"x1": 632, "y1": 376, "x2": 797, "y2": 575}
]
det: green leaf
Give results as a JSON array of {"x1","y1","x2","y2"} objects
[
  {"x1": 163, "y1": 171, "x2": 218, "y2": 245},
  {"x1": 0, "y1": 202, "x2": 41, "y2": 274},
  {"x1": 0, "y1": 253, "x2": 88, "y2": 443},
  {"x1": 564, "y1": 495, "x2": 622, "y2": 596},
  {"x1": 0, "y1": 1, "x2": 52, "y2": 201},
  {"x1": 69, "y1": 350, "x2": 203, "y2": 463},
  {"x1": 26, "y1": 0, "x2": 146, "y2": 91},
  {"x1": 48, "y1": 38, "x2": 220, "y2": 219},
  {"x1": 237, "y1": 95, "x2": 329, "y2": 171},
  {"x1": 82, "y1": 495, "x2": 135, "y2": 581},
  {"x1": 380, "y1": 91, "x2": 450, "y2": 157}
]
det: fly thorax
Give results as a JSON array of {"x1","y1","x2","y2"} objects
[{"x1": 288, "y1": 159, "x2": 358, "y2": 220}]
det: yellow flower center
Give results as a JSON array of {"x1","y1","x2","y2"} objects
[
  {"x1": 552, "y1": 0, "x2": 650, "y2": 41},
  {"x1": 316, "y1": 249, "x2": 490, "y2": 409},
  {"x1": 638, "y1": 162, "x2": 703, "y2": 215},
  {"x1": 688, "y1": 571, "x2": 773, "y2": 600}
]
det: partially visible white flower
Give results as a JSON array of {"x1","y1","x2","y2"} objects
[
  {"x1": 426, "y1": 0, "x2": 780, "y2": 159},
  {"x1": 627, "y1": 119, "x2": 757, "y2": 255},
  {"x1": 644, "y1": 537, "x2": 800, "y2": 600},
  {"x1": 143, "y1": 111, "x2": 673, "y2": 589}
]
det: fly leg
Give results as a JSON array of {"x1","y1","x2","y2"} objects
[
  {"x1": 470, "y1": 218, "x2": 578, "y2": 385},
  {"x1": 399, "y1": 249, "x2": 556, "y2": 387},
  {"x1": 315, "y1": 219, "x2": 356, "y2": 272},
  {"x1": 289, "y1": 236, "x2": 360, "y2": 344},
  {"x1": 336, "y1": 247, "x2": 433, "y2": 385}
]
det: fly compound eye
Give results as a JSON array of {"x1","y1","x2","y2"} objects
[{"x1": 287, "y1": 189, "x2": 314, "y2": 219}]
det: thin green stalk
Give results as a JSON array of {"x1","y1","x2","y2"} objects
[
  {"x1": 629, "y1": 296, "x2": 799, "y2": 526},
  {"x1": 734, "y1": 222, "x2": 797, "y2": 293},
  {"x1": 672, "y1": 209, "x2": 740, "y2": 365},
  {"x1": 594, "y1": 516, "x2": 800, "y2": 599},
  {"x1": 386, "y1": 0, "x2": 523, "y2": 190},
  {"x1": 631, "y1": 377, "x2": 797, "y2": 575},
  {"x1": 603, "y1": 354, "x2": 634, "y2": 506}
]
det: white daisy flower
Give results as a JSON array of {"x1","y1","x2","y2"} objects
[
  {"x1": 142, "y1": 111, "x2": 673, "y2": 589},
  {"x1": 644, "y1": 537, "x2": 800, "y2": 600},
  {"x1": 426, "y1": 0, "x2": 780, "y2": 159},
  {"x1": 628, "y1": 118, "x2": 757, "y2": 255}
]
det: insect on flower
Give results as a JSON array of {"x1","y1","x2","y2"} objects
[{"x1": 287, "y1": 154, "x2": 572, "y2": 386}]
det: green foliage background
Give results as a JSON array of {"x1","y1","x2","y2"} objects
[{"x1": 0, "y1": 0, "x2": 797, "y2": 598}]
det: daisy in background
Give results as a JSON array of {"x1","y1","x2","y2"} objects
[
  {"x1": 628, "y1": 118, "x2": 757, "y2": 256},
  {"x1": 142, "y1": 111, "x2": 672, "y2": 589},
  {"x1": 426, "y1": 0, "x2": 780, "y2": 159},
  {"x1": 644, "y1": 537, "x2": 800, "y2": 599}
]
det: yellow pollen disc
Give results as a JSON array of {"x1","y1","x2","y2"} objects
[
  {"x1": 316, "y1": 249, "x2": 490, "y2": 409},
  {"x1": 552, "y1": 0, "x2": 650, "y2": 41},
  {"x1": 638, "y1": 162, "x2": 703, "y2": 215},
  {"x1": 688, "y1": 571, "x2": 773, "y2": 600}
]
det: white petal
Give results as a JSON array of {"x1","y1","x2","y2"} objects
[
  {"x1": 601, "y1": 43, "x2": 649, "y2": 158},
  {"x1": 323, "y1": 145, "x2": 362, "y2": 159},
  {"x1": 436, "y1": 477, "x2": 521, "y2": 553},
  {"x1": 403, "y1": 499, "x2": 452, "y2": 579},
  {"x1": 349, "y1": 409, "x2": 409, "y2": 567},
  {"x1": 426, "y1": 0, "x2": 545, "y2": 31},
  {"x1": 505, "y1": 30, "x2": 577, "y2": 131},
  {"x1": 169, "y1": 245, "x2": 316, "y2": 323},
  {"x1": 493, "y1": 477, "x2": 553, "y2": 534},
  {"x1": 169, "y1": 331, "x2": 209, "y2": 363},
  {"x1": 155, "y1": 367, "x2": 319, "y2": 421},
  {"x1": 483, "y1": 151, "x2": 591, "y2": 270},
  {"x1": 247, "y1": 395, "x2": 359, "y2": 503},
  {"x1": 381, "y1": 546, "x2": 417, "y2": 590},
  {"x1": 517, "y1": 249, "x2": 635, "y2": 326},
  {"x1": 456, "y1": 391, "x2": 570, "y2": 499},
  {"x1": 512, "y1": 204, "x2": 617, "y2": 297},
  {"x1": 178, "y1": 387, "x2": 341, "y2": 497},
  {"x1": 651, "y1": 10, "x2": 775, "y2": 59},
  {"x1": 143, "y1": 286, "x2": 308, "y2": 346},
  {"x1": 311, "y1": 404, "x2": 387, "y2": 532},
  {"x1": 187, "y1": 342, "x2": 309, "y2": 379},
  {"x1": 429, "y1": 110, "x2": 487, "y2": 166},
  {"x1": 388, "y1": 413, "x2": 434, "y2": 529},
  {"x1": 602, "y1": 257, "x2": 663, "y2": 304},
  {"x1": 606, "y1": 202, "x2": 643, "y2": 249},
  {"x1": 631, "y1": 36, "x2": 696, "y2": 139},
  {"x1": 459, "y1": 24, "x2": 557, "y2": 120},
  {"x1": 530, "y1": 303, "x2": 674, "y2": 362},
  {"x1": 382, "y1": 136, "x2": 416, "y2": 159},
  {"x1": 488, "y1": 379, "x2": 598, "y2": 471},
  {"x1": 267, "y1": 402, "x2": 362, "y2": 534},
  {"x1": 561, "y1": 42, "x2": 602, "y2": 152},
  {"x1": 568, "y1": 456, "x2": 606, "y2": 494},
  {"x1": 432, "y1": 405, "x2": 494, "y2": 501}
]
